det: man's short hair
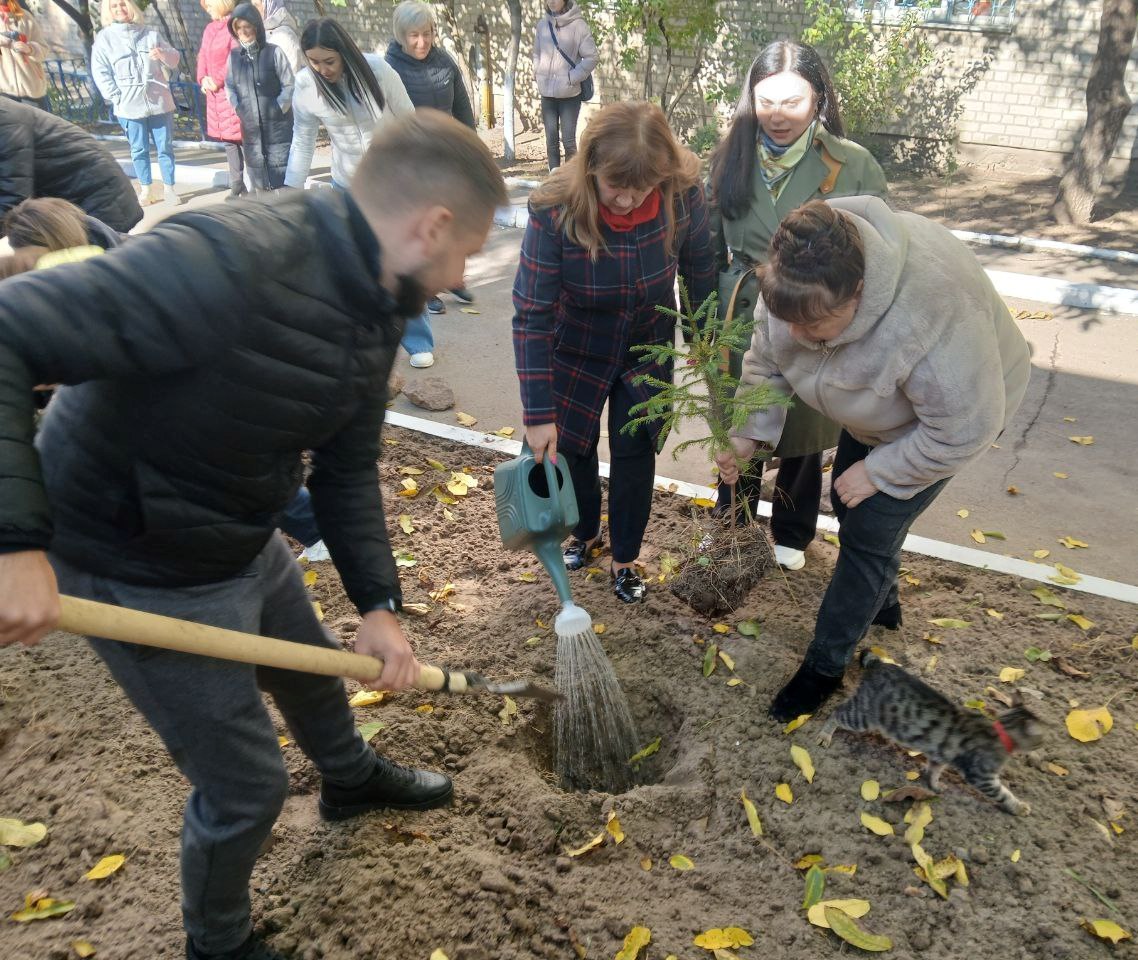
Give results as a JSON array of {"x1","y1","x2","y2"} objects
[{"x1": 352, "y1": 110, "x2": 507, "y2": 230}]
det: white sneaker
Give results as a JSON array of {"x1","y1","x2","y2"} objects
[
  {"x1": 409, "y1": 351, "x2": 435, "y2": 368},
  {"x1": 774, "y1": 545, "x2": 806, "y2": 570},
  {"x1": 138, "y1": 184, "x2": 157, "y2": 206},
  {"x1": 164, "y1": 185, "x2": 182, "y2": 206},
  {"x1": 301, "y1": 540, "x2": 331, "y2": 562}
]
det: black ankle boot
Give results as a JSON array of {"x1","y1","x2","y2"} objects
[
  {"x1": 319, "y1": 755, "x2": 452, "y2": 821},
  {"x1": 872, "y1": 602, "x2": 902, "y2": 630},
  {"x1": 769, "y1": 662, "x2": 844, "y2": 722}
]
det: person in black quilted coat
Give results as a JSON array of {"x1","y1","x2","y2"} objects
[
  {"x1": 0, "y1": 111, "x2": 506, "y2": 960},
  {"x1": 0, "y1": 96, "x2": 142, "y2": 235}
]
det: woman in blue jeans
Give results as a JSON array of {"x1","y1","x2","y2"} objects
[
  {"x1": 719, "y1": 198, "x2": 1031, "y2": 720},
  {"x1": 91, "y1": 0, "x2": 181, "y2": 206}
]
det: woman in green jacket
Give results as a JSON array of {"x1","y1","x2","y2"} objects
[{"x1": 708, "y1": 41, "x2": 886, "y2": 572}]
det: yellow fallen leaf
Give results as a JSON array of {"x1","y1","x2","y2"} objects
[
  {"x1": 594, "y1": 623, "x2": 606, "y2": 635},
  {"x1": 970, "y1": 529, "x2": 986, "y2": 544},
  {"x1": 1066, "y1": 706, "x2": 1112, "y2": 742},
  {"x1": 1068, "y1": 435, "x2": 1094, "y2": 445},
  {"x1": 614, "y1": 926, "x2": 651, "y2": 960},
  {"x1": 85, "y1": 855, "x2": 125, "y2": 881},
  {"x1": 311, "y1": 601, "x2": 324, "y2": 622},
  {"x1": 455, "y1": 411, "x2": 477, "y2": 427},
  {"x1": 277, "y1": 736, "x2": 289, "y2": 748},
  {"x1": 494, "y1": 427, "x2": 515, "y2": 437},
  {"x1": 806, "y1": 899, "x2": 872, "y2": 928},
  {"x1": 442, "y1": 507, "x2": 456, "y2": 521},
  {"x1": 0, "y1": 819, "x2": 48, "y2": 848},
  {"x1": 429, "y1": 951, "x2": 449, "y2": 960},
  {"x1": 823, "y1": 533, "x2": 840, "y2": 547},
  {"x1": 1053, "y1": 472, "x2": 1069, "y2": 479},
  {"x1": 356, "y1": 721, "x2": 384, "y2": 743},
  {"x1": 12, "y1": 895, "x2": 76, "y2": 922},
  {"x1": 628, "y1": 737, "x2": 661, "y2": 764},
  {"x1": 415, "y1": 704, "x2": 434, "y2": 714},
  {"x1": 712, "y1": 623, "x2": 730, "y2": 634},
  {"x1": 928, "y1": 618, "x2": 970, "y2": 629},
  {"x1": 302, "y1": 569, "x2": 317, "y2": 587},
  {"x1": 956, "y1": 508, "x2": 970, "y2": 518},
  {"x1": 640, "y1": 857, "x2": 652, "y2": 871},
  {"x1": 904, "y1": 574, "x2": 921, "y2": 586},
  {"x1": 349, "y1": 690, "x2": 385, "y2": 707},
  {"x1": 399, "y1": 477, "x2": 419, "y2": 494},
  {"x1": 905, "y1": 771, "x2": 921, "y2": 781},
  {"x1": 564, "y1": 832, "x2": 605, "y2": 857},
  {"x1": 986, "y1": 608, "x2": 1004, "y2": 620},
  {"x1": 398, "y1": 514, "x2": 414, "y2": 535},
  {"x1": 860, "y1": 812, "x2": 894, "y2": 836},
  {"x1": 1081, "y1": 919, "x2": 1131, "y2": 945},
  {"x1": 860, "y1": 780, "x2": 880, "y2": 801},
  {"x1": 606, "y1": 810, "x2": 625, "y2": 844},
  {"x1": 1067, "y1": 614, "x2": 1095, "y2": 631},
  {"x1": 1033, "y1": 549, "x2": 1051, "y2": 559},
  {"x1": 999, "y1": 667, "x2": 1025, "y2": 683},
  {"x1": 690, "y1": 497, "x2": 716, "y2": 509},
  {"x1": 445, "y1": 479, "x2": 470, "y2": 497},
  {"x1": 1063, "y1": 416, "x2": 1077, "y2": 422},
  {"x1": 669, "y1": 854, "x2": 694, "y2": 871},
  {"x1": 1006, "y1": 485, "x2": 1020, "y2": 495},
  {"x1": 790, "y1": 745, "x2": 816, "y2": 784},
  {"x1": 498, "y1": 695, "x2": 518, "y2": 726},
  {"x1": 1054, "y1": 562, "x2": 1081, "y2": 581},
  {"x1": 824, "y1": 906, "x2": 893, "y2": 952},
  {"x1": 1045, "y1": 762, "x2": 1069, "y2": 776},
  {"x1": 1010, "y1": 849, "x2": 1021, "y2": 862},
  {"x1": 726, "y1": 678, "x2": 744, "y2": 687},
  {"x1": 425, "y1": 458, "x2": 446, "y2": 471},
  {"x1": 398, "y1": 466, "x2": 424, "y2": 476},
  {"x1": 72, "y1": 940, "x2": 97, "y2": 958},
  {"x1": 775, "y1": 783, "x2": 794, "y2": 804},
  {"x1": 827, "y1": 864, "x2": 858, "y2": 876},
  {"x1": 1059, "y1": 536, "x2": 1089, "y2": 549},
  {"x1": 795, "y1": 854, "x2": 824, "y2": 869},
  {"x1": 740, "y1": 788, "x2": 762, "y2": 837},
  {"x1": 692, "y1": 927, "x2": 754, "y2": 950},
  {"x1": 718, "y1": 651, "x2": 736, "y2": 672},
  {"x1": 517, "y1": 572, "x2": 537, "y2": 583},
  {"x1": 783, "y1": 714, "x2": 810, "y2": 734}
]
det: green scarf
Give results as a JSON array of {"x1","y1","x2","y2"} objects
[{"x1": 757, "y1": 120, "x2": 818, "y2": 200}]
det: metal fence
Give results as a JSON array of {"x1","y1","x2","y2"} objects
[{"x1": 44, "y1": 49, "x2": 207, "y2": 141}]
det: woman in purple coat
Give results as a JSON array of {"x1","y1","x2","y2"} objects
[{"x1": 512, "y1": 100, "x2": 715, "y2": 603}]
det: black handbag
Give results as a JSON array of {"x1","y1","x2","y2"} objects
[{"x1": 548, "y1": 21, "x2": 594, "y2": 102}]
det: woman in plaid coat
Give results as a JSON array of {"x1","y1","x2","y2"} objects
[{"x1": 512, "y1": 101, "x2": 715, "y2": 603}]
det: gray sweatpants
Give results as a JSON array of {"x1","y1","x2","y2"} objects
[{"x1": 52, "y1": 535, "x2": 378, "y2": 954}]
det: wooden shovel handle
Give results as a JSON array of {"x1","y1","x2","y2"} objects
[{"x1": 57, "y1": 595, "x2": 468, "y2": 692}]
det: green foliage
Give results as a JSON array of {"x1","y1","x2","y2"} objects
[
  {"x1": 687, "y1": 122, "x2": 721, "y2": 156},
  {"x1": 801, "y1": 0, "x2": 934, "y2": 140},
  {"x1": 621, "y1": 284, "x2": 790, "y2": 461}
]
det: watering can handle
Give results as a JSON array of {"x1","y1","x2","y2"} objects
[{"x1": 522, "y1": 437, "x2": 569, "y2": 529}]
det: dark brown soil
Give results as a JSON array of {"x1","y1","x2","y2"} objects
[{"x1": 1, "y1": 427, "x2": 1135, "y2": 960}]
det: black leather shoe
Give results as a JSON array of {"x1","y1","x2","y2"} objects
[
  {"x1": 872, "y1": 602, "x2": 902, "y2": 630},
  {"x1": 769, "y1": 662, "x2": 844, "y2": 722},
  {"x1": 187, "y1": 933, "x2": 289, "y2": 960},
  {"x1": 611, "y1": 566, "x2": 646, "y2": 603},
  {"x1": 318, "y1": 755, "x2": 453, "y2": 821},
  {"x1": 563, "y1": 533, "x2": 603, "y2": 571}
]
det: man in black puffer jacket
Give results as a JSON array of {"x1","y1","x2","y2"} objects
[
  {"x1": 0, "y1": 110, "x2": 506, "y2": 960},
  {"x1": 0, "y1": 96, "x2": 143, "y2": 235}
]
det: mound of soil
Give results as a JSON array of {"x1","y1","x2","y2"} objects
[
  {"x1": 0, "y1": 427, "x2": 1134, "y2": 960},
  {"x1": 670, "y1": 523, "x2": 776, "y2": 617}
]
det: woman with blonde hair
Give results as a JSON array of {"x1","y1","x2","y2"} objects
[
  {"x1": 92, "y1": 0, "x2": 181, "y2": 206},
  {"x1": 197, "y1": 0, "x2": 245, "y2": 200},
  {"x1": 513, "y1": 100, "x2": 716, "y2": 603}
]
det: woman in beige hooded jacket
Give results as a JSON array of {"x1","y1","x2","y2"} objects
[
  {"x1": 532, "y1": 0, "x2": 596, "y2": 170},
  {"x1": 718, "y1": 197, "x2": 1031, "y2": 720}
]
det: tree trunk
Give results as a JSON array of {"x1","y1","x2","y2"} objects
[
  {"x1": 1052, "y1": 0, "x2": 1138, "y2": 225},
  {"x1": 503, "y1": 0, "x2": 522, "y2": 161}
]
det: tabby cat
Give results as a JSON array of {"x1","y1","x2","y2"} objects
[{"x1": 818, "y1": 651, "x2": 1045, "y2": 815}]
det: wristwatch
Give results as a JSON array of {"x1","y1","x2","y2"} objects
[{"x1": 366, "y1": 597, "x2": 401, "y2": 614}]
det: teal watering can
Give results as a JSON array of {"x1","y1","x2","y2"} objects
[{"x1": 494, "y1": 444, "x2": 593, "y2": 637}]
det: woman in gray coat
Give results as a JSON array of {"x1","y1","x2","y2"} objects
[
  {"x1": 718, "y1": 198, "x2": 1031, "y2": 721},
  {"x1": 532, "y1": 0, "x2": 596, "y2": 171}
]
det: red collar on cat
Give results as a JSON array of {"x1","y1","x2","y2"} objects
[{"x1": 992, "y1": 720, "x2": 1015, "y2": 753}]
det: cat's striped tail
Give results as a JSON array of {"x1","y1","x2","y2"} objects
[{"x1": 858, "y1": 649, "x2": 882, "y2": 669}]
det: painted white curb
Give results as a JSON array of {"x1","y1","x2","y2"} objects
[
  {"x1": 116, "y1": 158, "x2": 228, "y2": 188},
  {"x1": 385, "y1": 410, "x2": 1138, "y2": 605},
  {"x1": 952, "y1": 229, "x2": 1138, "y2": 267},
  {"x1": 986, "y1": 269, "x2": 1138, "y2": 315}
]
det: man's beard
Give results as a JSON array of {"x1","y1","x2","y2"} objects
[{"x1": 394, "y1": 273, "x2": 430, "y2": 318}]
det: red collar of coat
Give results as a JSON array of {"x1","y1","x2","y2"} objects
[{"x1": 599, "y1": 189, "x2": 661, "y2": 232}]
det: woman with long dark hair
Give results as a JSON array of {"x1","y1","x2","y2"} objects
[
  {"x1": 513, "y1": 101, "x2": 715, "y2": 604},
  {"x1": 708, "y1": 41, "x2": 886, "y2": 572}
]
